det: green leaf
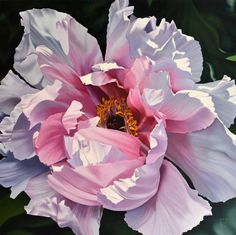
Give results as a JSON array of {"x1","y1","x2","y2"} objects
[
  {"x1": 147, "y1": 0, "x2": 154, "y2": 6},
  {"x1": 226, "y1": 55, "x2": 236, "y2": 61},
  {"x1": 0, "y1": 189, "x2": 28, "y2": 225},
  {"x1": 186, "y1": 198, "x2": 236, "y2": 235}
]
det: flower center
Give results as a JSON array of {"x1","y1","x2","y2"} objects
[{"x1": 96, "y1": 97, "x2": 138, "y2": 136}]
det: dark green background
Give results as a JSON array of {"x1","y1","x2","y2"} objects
[{"x1": 0, "y1": 0, "x2": 236, "y2": 234}]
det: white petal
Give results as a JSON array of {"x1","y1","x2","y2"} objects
[{"x1": 195, "y1": 75, "x2": 236, "y2": 127}]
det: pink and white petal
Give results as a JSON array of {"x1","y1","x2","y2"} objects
[
  {"x1": 25, "y1": 174, "x2": 102, "y2": 235},
  {"x1": 146, "y1": 121, "x2": 167, "y2": 164},
  {"x1": 105, "y1": 0, "x2": 134, "y2": 67},
  {"x1": 80, "y1": 71, "x2": 116, "y2": 86},
  {"x1": 195, "y1": 75, "x2": 236, "y2": 127},
  {"x1": 97, "y1": 156, "x2": 162, "y2": 211},
  {"x1": 78, "y1": 126, "x2": 142, "y2": 159},
  {"x1": 125, "y1": 160, "x2": 211, "y2": 235},
  {"x1": 0, "y1": 70, "x2": 37, "y2": 114},
  {"x1": 92, "y1": 62, "x2": 124, "y2": 72},
  {"x1": 15, "y1": 9, "x2": 102, "y2": 88},
  {"x1": 153, "y1": 57, "x2": 195, "y2": 92},
  {"x1": 65, "y1": 133, "x2": 130, "y2": 168},
  {"x1": 151, "y1": 19, "x2": 203, "y2": 83},
  {"x1": 14, "y1": 9, "x2": 68, "y2": 88},
  {"x1": 127, "y1": 17, "x2": 202, "y2": 90},
  {"x1": 36, "y1": 46, "x2": 84, "y2": 89},
  {"x1": 123, "y1": 57, "x2": 152, "y2": 90},
  {"x1": 127, "y1": 88, "x2": 154, "y2": 117},
  {"x1": 48, "y1": 158, "x2": 143, "y2": 206},
  {"x1": 0, "y1": 153, "x2": 48, "y2": 199},
  {"x1": 62, "y1": 100, "x2": 83, "y2": 134},
  {"x1": 167, "y1": 119, "x2": 236, "y2": 202},
  {"x1": 35, "y1": 112, "x2": 68, "y2": 166},
  {"x1": 161, "y1": 90, "x2": 216, "y2": 133},
  {"x1": 57, "y1": 16, "x2": 103, "y2": 76},
  {"x1": 21, "y1": 80, "x2": 64, "y2": 122}
]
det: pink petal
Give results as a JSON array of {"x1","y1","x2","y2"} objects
[
  {"x1": 25, "y1": 173, "x2": 102, "y2": 235},
  {"x1": 146, "y1": 121, "x2": 167, "y2": 164},
  {"x1": 78, "y1": 126, "x2": 142, "y2": 159},
  {"x1": 123, "y1": 57, "x2": 152, "y2": 90},
  {"x1": 57, "y1": 16, "x2": 103, "y2": 76},
  {"x1": 161, "y1": 90, "x2": 216, "y2": 133},
  {"x1": 64, "y1": 133, "x2": 130, "y2": 168},
  {"x1": 62, "y1": 100, "x2": 83, "y2": 134},
  {"x1": 35, "y1": 112, "x2": 68, "y2": 166},
  {"x1": 125, "y1": 160, "x2": 211, "y2": 235},
  {"x1": 48, "y1": 158, "x2": 144, "y2": 206},
  {"x1": 36, "y1": 46, "x2": 84, "y2": 89},
  {"x1": 167, "y1": 119, "x2": 236, "y2": 202},
  {"x1": 97, "y1": 157, "x2": 162, "y2": 211}
]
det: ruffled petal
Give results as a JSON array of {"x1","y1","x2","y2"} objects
[
  {"x1": 35, "y1": 112, "x2": 68, "y2": 166},
  {"x1": 167, "y1": 119, "x2": 236, "y2": 202},
  {"x1": 97, "y1": 157, "x2": 162, "y2": 211},
  {"x1": 125, "y1": 160, "x2": 211, "y2": 235},
  {"x1": 11, "y1": 113, "x2": 39, "y2": 160},
  {"x1": 105, "y1": 0, "x2": 134, "y2": 67},
  {"x1": 15, "y1": 9, "x2": 102, "y2": 88},
  {"x1": 127, "y1": 17, "x2": 203, "y2": 91},
  {"x1": 25, "y1": 174, "x2": 102, "y2": 235},
  {"x1": 146, "y1": 121, "x2": 167, "y2": 164},
  {"x1": 62, "y1": 100, "x2": 83, "y2": 134},
  {"x1": 123, "y1": 57, "x2": 152, "y2": 90},
  {"x1": 64, "y1": 133, "x2": 130, "y2": 168},
  {"x1": 0, "y1": 153, "x2": 48, "y2": 198},
  {"x1": 161, "y1": 90, "x2": 216, "y2": 133},
  {"x1": 195, "y1": 75, "x2": 236, "y2": 127},
  {"x1": 0, "y1": 70, "x2": 37, "y2": 114},
  {"x1": 78, "y1": 126, "x2": 142, "y2": 159},
  {"x1": 48, "y1": 158, "x2": 143, "y2": 206}
]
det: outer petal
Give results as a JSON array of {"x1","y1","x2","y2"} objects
[
  {"x1": 105, "y1": 0, "x2": 134, "y2": 67},
  {"x1": 14, "y1": 9, "x2": 102, "y2": 88},
  {"x1": 97, "y1": 157, "x2": 162, "y2": 211},
  {"x1": 0, "y1": 70, "x2": 37, "y2": 114},
  {"x1": 167, "y1": 119, "x2": 236, "y2": 202},
  {"x1": 0, "y1": 153, "x2": 48, "y2": 198},
  {"x1": 195, "y1": 75, "x2": 236, "y2": 127},
  {"x1": 11, "y1": 113, "x2": 40, "y2": 160},
  {"x1": 48, "y1": 158, "x2": 143, "y2": 206},
  {"x1": 127, "y1": 17, "x2": 203, "y2": 90},
  {"x1": 25, "y1": 174, "x2": 102, "y2": 235},
  {"x1": 125, "y1": 160, "x2": 211, "y2": 235}
]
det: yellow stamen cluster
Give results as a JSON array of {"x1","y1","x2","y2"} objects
[{"x1": 96, "y1": 96, "x2": 138, "y2": 136}]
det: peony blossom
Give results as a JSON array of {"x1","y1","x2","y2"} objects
[{"x1": 1, "y1": 0, "x2": 236, "y2": 234}]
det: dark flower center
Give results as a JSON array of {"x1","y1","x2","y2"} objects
[{"x1": 96, "y1": 96, "x2": 138, "y2": 136}]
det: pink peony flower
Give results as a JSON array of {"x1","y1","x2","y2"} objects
[{"x1": 1, "y1": 0, "x2": 236, "y2": 234}]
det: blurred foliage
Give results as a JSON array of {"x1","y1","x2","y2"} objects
[{"x1": 0, "y1": 0, "x2": 236, "y2": 234}]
